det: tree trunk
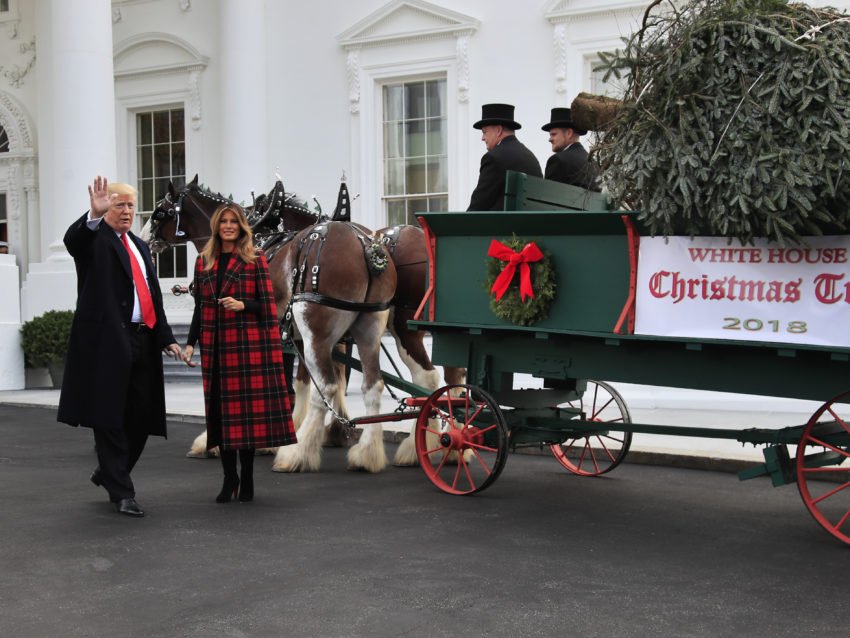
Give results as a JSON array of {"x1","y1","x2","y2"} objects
[{"x1": 570, "y1": 92, "x2": 623, "y2": 132}]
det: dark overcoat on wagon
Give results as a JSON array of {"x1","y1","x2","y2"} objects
[
  {"x1": 58, "y1": 213, "x2": 175, "y2": 436},
  {"x1": 193, "y1": 250, "x2": 296, "y2": 450}
]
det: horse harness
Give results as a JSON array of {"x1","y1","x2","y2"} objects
[{"x1": 284, "y1": 221, "x2": 391, "y2": 319}]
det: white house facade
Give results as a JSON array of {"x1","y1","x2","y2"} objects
[{"x1": 0, "y1": 0, "x2": 846, "y2": 390}]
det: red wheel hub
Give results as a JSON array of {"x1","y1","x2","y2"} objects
[{"x1": 439, "y1": 426, "x2": 483, "y2": 451}]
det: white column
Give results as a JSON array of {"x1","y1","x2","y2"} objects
[
  {"x1": 22, "y1": 0, "x2": 116, "y2": 320},
  {"x1": 220, "y1": 0, "x2": 268, "y2": 202}
]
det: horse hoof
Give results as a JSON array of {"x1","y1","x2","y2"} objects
[
  {"x1": 186, "y1": 450, "x2": 215, "y2": 459},
  {"x1": 256, "y1": 447, "x2": 277, "y2": 456}
]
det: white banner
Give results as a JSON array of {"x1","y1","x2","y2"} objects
[{"x1": 634, "y1": 236, "x2": 850, "y2": 348}]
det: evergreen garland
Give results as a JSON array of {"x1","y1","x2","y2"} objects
[
  {"x1": 484, "y1": 236, "x2": 557, "y2": 326},
  {"x1": 594, "y1": 0, "x2": 850, "y2": 245}
]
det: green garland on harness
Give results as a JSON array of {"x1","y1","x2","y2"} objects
[{"x1": 484, "y1": 235, "x2": 557, "y2": 326}]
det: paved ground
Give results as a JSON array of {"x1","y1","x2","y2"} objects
[{"x1": 1, "y1": 405, "x2": 848, "y2": 637}]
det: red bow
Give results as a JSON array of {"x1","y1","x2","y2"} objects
[{"x1": 488, "y1": 239, "x2": 544, "y2": 302}]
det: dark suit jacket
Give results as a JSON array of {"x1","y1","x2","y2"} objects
[
  {"x1": 544, "y1": 142, "x2": 600, "y2": 191},
  {"x1": 57, "y1": 213, "x2": 175, "y2": 435},
  {"x1": 467, "y1": 135, "x2": 543, "y2": 211}
]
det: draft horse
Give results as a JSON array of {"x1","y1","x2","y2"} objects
[{"x1": 146, "y1": 177, "x2": 396, "y2": 472}]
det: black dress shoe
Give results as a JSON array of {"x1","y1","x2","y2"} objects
[
  {"x1": 90, "y1": 468, "x2": 102, "y2": 487},
  {"x1": 114, "y1": 498, "x2": 145, "y2": 517}
]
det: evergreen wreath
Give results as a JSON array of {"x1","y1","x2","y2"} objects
[
  {"x1": 365, "y1": 241, "x2": 389, "y2": 274},
  {"x1": 484, "y1": 235, "x2": 556, "y2": 326}
]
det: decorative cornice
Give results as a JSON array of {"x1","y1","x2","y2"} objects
[
  {"x1": 0, "y1": 91, "x2": 35, "y2": 150},
  {"x1": 545, "y1": 0, "x2": 645, "y2": 24},
  {"x1": 188, "y1": 66, "x2": 202, "y2": 129},
  {"x1": 456, "y1": 34, "x2": 470, "y2": 103},
  {"x1": 346, "y1": 49, "x2": 361, "y2": 114},
  {"x1": 338, "y1": 0, "x2": 479, "y2": 51},
  {"x1": 0, "y1": 38, "x2": 35, "y2": 88},
  {"x1": 553, "y1": 23, "x2": 568, "y2": 95},
  {"x1": 113, "y1": 32, "x2": 209, "y2": 73}
]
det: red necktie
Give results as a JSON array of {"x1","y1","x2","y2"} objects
[{"x1": 120, "y1": 233, "x2": 157, "y2": 329}]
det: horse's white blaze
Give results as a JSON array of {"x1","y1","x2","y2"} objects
[{"x1": 140, "y1": 219, "x2": 152, "y2": 242}]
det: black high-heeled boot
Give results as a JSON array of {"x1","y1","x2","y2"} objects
[
  {"x1": 216, "y1": 450, "x2": 239, "y2": 503},
  {"x1": 238, "y1": 448, "x2": 255, "y2": 502}
]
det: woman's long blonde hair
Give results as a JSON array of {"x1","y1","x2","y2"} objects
[{"x1": 200, "y1": 203, "x2": 257, "y2": 270}]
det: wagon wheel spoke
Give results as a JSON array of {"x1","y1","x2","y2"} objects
[
  {"x1": 415, "y1": 384, "x2": 508, "y2": 495},
  {"x1": 551, "y1": 380, "x2": 633, "y2": 477},
  {"x1": 796, "y1": 389, "x2": 850, "y2": 545}
]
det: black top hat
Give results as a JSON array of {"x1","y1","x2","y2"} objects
[
  {"x1": 473, "y1": 103, "x2": 522, "y2": 130},
  {"x1": 541, "y1": 107, "x2": 587, "y2": 135}
]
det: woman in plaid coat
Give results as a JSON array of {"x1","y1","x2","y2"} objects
[{"x1": 182, "y1": 203, "x2": 296, "y2": 502}]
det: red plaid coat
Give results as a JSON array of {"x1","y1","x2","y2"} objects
[{"x1": 193, "y1": 251, "x2": 296, "y2": 450}]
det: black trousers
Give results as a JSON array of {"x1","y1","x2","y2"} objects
[{"x1": 93, "y1": 326, "x2": 155, "y2": 502}]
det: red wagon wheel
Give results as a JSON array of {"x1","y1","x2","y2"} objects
[
  {"x1": 415, "y1": 384, "x2": 508, "y2": 495},
  {"x1": 796, "y1": 390, "x2": 850, "y2": 545},
  {"x1": 550, "y1": 380, "x2": 633, "y2": 476}
]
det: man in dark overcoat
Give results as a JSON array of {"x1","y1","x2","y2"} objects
[
  {"x1": 542, "y1": 107, "x2": 600, "y2": 191},
  {"x1": 58, "y1": 176, "x2": 181, "y2": 517},
  {"x1": 467, "y1": 103, "x2": 542, "y2": 211}
]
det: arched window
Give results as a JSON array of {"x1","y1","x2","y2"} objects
[{"x1": 0, "y1": 125, "x2": 9, "y2": 153}]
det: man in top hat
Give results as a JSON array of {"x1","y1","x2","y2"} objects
[
  {"x1": 542, "y1": 107, "x2": 600, "y2": 191},
  {"x1": 467, "y1": 103, "x2": 542, "y2": 211}
]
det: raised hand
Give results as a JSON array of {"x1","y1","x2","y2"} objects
[{"x1": 88, "y1": 176, "x2": 117, "y2": 218}]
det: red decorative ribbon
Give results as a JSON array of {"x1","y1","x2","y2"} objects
[{"x1": 487, "y1": 239, "x2": 544, "y2": 302}]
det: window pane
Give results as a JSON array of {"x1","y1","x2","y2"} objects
[
  {"x1": 405, "y1": 82, "x2": 426, "y2": 120},
  {"x1": 383, "y1": 85, "x2": 403, "y2": 121},
  {"x1": 427, "y1": 157, "x2": 447, "y2": 192},
  {"x1": 0, "y1": 193, "x2": 6, "y2": 243},
  {"x1": 155, "y1": 178, "x2": 171, "y2": 203},
  {"x1": 407, "y1": 197, "x2": 428, "y2": 217},
  {"x1": 428, "y1": 196, "x2": 448, "y2": 212},
  {"x1": 175, "y1": 245, "x2": 187, "y2": 277},
  {"x1": 139, "y1": 146, "x2": 153, "y2": 177},
  {"x1": 426, "y1": 81, "x2": 446, "y2": 117},
  {"x1": 381, "y1": 78, "x2": 447, "y2": 226},
  {"x1": 386, "y1": 200, "x2": 406, "y2": 227},
  {"x1": 158, "y1": 249, "x2": 175, "y2": 278},
  {"x1": 139, "y1": 179, "x2": 154, "y2": 211},
  {"x1": 426, "y1": 118, "x2": 446, "y2": 156},
  {"x1": 383, "y1": 122, "x2": 404, "y2": 159},
  {"x1": 384, "y1": 159, "x2": 405, "y2": 196},
  {"x1": 172, "y1": 142, "x2": 186, "y2": 177},
  {"x1": 406, "y1": 158, "x2": 426, "y2": 194},
  {"x1": 138, "y1": 113, "x2": 152, "y2": 146},
  {"x1": 405, "y1": 120, "x2": 426, "y2": 157},
  {"x1": 154, "y1": 144, "x2": 171, "y2": 177},
  {"x1": 170, "y1": 110, "x2": 185, "y2": 142},
  {"x1": 0, "y1": 0, "x2": 8, "y2": 12},
  {"x1": 153, "y1": 111, "x2": 170, "y2": 144}
]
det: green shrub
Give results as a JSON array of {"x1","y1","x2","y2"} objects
[{"x1": 20, "y1": 310, "x2": 74, "y2": 368}]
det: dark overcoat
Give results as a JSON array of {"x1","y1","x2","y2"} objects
[
  {"x1": 544, "y1": 142, "x2": 601, "y2": 191},
  {"x1": 57, "y1": 213, "x2": 175, "y2": 436},
  {"x1": 467, "y1": 135, "x2": 543, "y2": 211},
  {"x1": 194, "y1": 251, "x2": 296, "y2": 450}
]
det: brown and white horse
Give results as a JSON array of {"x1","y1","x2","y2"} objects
[
  {"x1": 146, "y1": 177, "x2": 396, "y2": 472},
  {"x1": 145, "y1": 177, "x2": 462, "y2": 469}
]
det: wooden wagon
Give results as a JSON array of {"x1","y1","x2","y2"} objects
[{"x1": 351, "y1": 171, "x2": 850, "y2": 546}]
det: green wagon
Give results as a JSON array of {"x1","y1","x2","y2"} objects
[{"x1": 378, "y1": 171, "x2": 850, "y2": 546}]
